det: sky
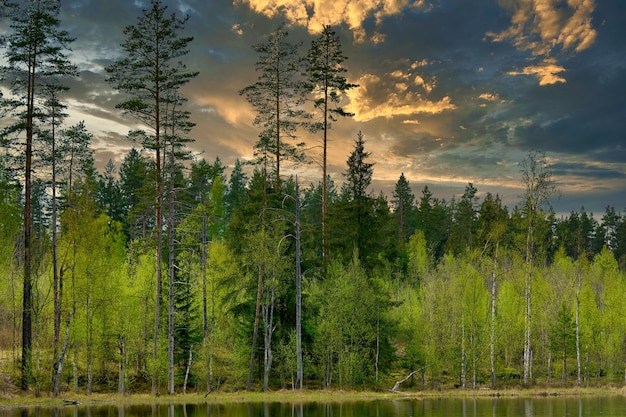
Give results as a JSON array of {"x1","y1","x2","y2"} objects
[{"x1": 44, "y1": 0, "x2": 626, "y2": 216}]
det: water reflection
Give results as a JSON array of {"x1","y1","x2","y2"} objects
[{"x1": 3, "y1": 396, "x2": 626, "y2": 417}]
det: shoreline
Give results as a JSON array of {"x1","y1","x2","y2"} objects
[{"x1": 2, "y1": 386, "x2": 626, "y2": 409}]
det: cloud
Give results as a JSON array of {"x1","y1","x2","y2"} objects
[
  {"x1": 507, "y1": 58, "x2": 567, "y2": 85},
  {"x1": 488, "y1": 0, "x2": 597, "y2": 84},
  {"x1": 478, "y1": 92, "x2": 501, "y2": 102},
  {"x1": 489, "y1": 0, "x2": 597, "y2": 55},
  {"x1": 346, "y1": 69, "x2": 456, "y2": 121},
  {"x1": 234, "y1": 0, "x2": 430, "y2": 42}
]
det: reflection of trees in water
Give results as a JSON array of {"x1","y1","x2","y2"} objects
[{"x1": 525, "y1": 399, "x2": 534, "y2": 417}]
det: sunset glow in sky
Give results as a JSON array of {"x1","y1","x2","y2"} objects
[{"x1": 49, "y1": 0, "x2": 625, "y2": 215}]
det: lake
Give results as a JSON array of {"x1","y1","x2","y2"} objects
[{"x1": 3, "y1": 396, "x2": 626, "y2": 417}]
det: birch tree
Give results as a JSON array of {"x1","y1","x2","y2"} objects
[{"x1": 520, "y1": 151, "x2": 555, "y2": 384}]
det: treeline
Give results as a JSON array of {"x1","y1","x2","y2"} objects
[
  {"x1": 1, "y1": 0, "x2": 626, "y2": 397},
  {"x1": 2, "y1": 141, "x2": 626, "y2": 393}
]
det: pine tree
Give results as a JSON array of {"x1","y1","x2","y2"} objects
[
  {"x1": 304, "y1": 25, "x2": 357, "y2": 260},
  {"x1": 0, "y1": 0, "x2": 76, "y2": 390},
  {"x1": 240, "y1": 25, "x2": 308, "y2": 190},
  {"x1": 106, "y1": 0, "x2": 197, "y2": 394}
]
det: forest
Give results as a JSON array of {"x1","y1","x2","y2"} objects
[{"x1": 1, "y1": 0, "x2": 626, "y2": 397}]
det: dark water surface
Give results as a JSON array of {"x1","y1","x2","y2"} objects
[{"x1": 3, "y1": 397, "x2": 626, "y2": 417}]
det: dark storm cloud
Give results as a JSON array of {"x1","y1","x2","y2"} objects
[
  {"x1": 4, "y1": 0, "x2": 616, "y2": 215},
  {"x1": 551, "y1": 162, "x2": 626, "y2": 181}
]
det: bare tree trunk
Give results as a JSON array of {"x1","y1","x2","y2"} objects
[
  {"x1": 21, "y1": 50, "x2": 36, "y2": 392},
  {"x1": 461, "y1": 318, "x2": 466, "y2": 389},
  {"x1": 576, "y1": 267, "x2": 581, "y2": 385},
  {"x1": 202, "y1": 214, "x2": 209, "y2": 391},
  {"x1": 167, "y1": 167, "x2": 176, "y2": 395},
  {"x1": 53, "y1": 315, "x2": 71, "y2": 397},
  {"x1": 325, "y1": 348, "x2": 333, "y2": 388},
  {"x1": 262, "y1": 286, "x2": 276, "y2": 392},
  {"x1": 490, "y1": 241, "x2": 498, "y2": 387},
  {"x1": 391, "y1": 370, "x2": 418, "y2": 392},
  {"x1": 73, "y1": 356, "x2": 78, "y2": 393},
  {"x1": 520, "y1": 151, "x2": 555, "y2": 385},
  {"x1": 34, "y1": 316, "x2": 41, "y2": 397},
  {"x1": 51, "y1": 113, "x2": 60, "y2": 388},
  {"x1": 375, "y1": 314, "x2": 380, "y2": 383},
  {"x1": 295, "y1": 179, "x2": 303, "y2": 389},
  {"x1": 86, "y1": 289, "x2": 93, "y2": 395},
  {"x1": 321, "y1": 94, "x2": 328, "y2": 262},
  {"x1": 247, "y1": 262, "x2": 263, "y2": 391},
  {"x1": 523, "y1": 223, "x2": 533, "y2": 385},
  {"x1": 547, "y1": 352, "x2": 551, "y2": 382},
  {"x1": 183, "y1": 344, "x2": 193, "y2": 394},
  {"x1": 119, "y1": 335, "x2": 126, "y2": 394},
  {"x1": 152, "y1": 142, "x2": 163, "y2": 396},
  {"x1": 562, "y1": 332, "x2": 567, "y2": 383}
]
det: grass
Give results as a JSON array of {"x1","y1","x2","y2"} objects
[{"x1": 2, "y1": 386, "x2": 626, "y2": 410}]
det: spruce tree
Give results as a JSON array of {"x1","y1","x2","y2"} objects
[{"x1": 392, "y1": 173, "x2": 415, "y2": 244}]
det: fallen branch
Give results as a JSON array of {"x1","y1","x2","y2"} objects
[{"x1": 391, "y1": 370, "x2": 418, "y2": 393}]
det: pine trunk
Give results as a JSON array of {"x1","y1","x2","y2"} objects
[
  {"x1": 247, "y1": 263, "x2": 263, "y2": 391},
  {"x1": 295, "y1": 179, "x2": 303, "y2": 389}
]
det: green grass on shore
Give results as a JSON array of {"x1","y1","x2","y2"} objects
[{"x1": 2, "y1": 386, "x2": 626, "y2": 410}]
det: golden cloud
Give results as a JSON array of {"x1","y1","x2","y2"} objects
[
  {"x1": 488, "y1": 0, "x2": 596, "y2": 84},
  {"x1": 346, "y1": 72, "x2": 456, "y2": 121},
  {"x1": 489, "y1": 0, "x2": 596, "y2": 56},
  {"x1": 234, "y1": 0, "x2": 429, "y2": 42},
  {"x1": 507, "y1": 59, "x2": 567, "y2": 86},
  {"x1": 478, "y1": 92, "x2": 501, "y2": 102}
]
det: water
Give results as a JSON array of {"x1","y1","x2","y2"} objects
[{"x1": 3, "y1": 396, "x2": 626, "y2": 417}]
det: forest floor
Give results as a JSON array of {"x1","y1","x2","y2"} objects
[{"x1": 2, "y1": 386, "x2": 626, "y2": 410}]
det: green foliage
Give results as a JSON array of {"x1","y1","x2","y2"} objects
[
  {"x1": 549, "y1": 303, "x2": 576, "y2": 381},
  {"x1": 392, "y1": 173, "x2": 416, "y2": 245},
  {"x1": 3, "y1": 8, "x2": 626, "y2": 394},
  {"x1": 311, "y1": 255, "x2": 391, "y2": 388}
]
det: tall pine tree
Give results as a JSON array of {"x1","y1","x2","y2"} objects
[
  {"x1": 304, "y1": 25, "x2": 357, "y2": 260},
  {"x1": 0, "y1": 0, "x2": 76, "y2": 390},
  {"x1": 106, "y1": 0, "x2": 197, "y2": 394},
  {"x1": 240, "y1": 25, "x2": 308, "y2": 191}
]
